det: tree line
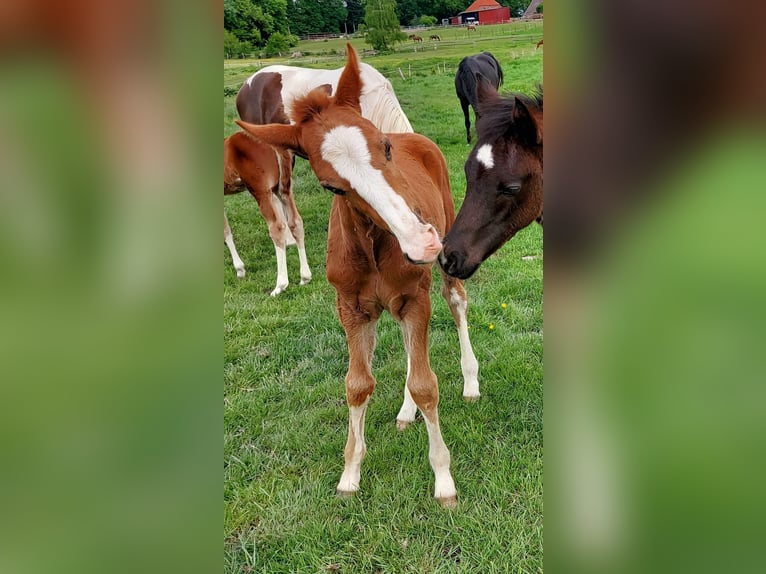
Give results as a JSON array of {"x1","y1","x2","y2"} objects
[{"x1": 224, "y1": 0, "x2": 535, "y2": 57}]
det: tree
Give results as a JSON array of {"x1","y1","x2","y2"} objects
[
  {"x1": 224, "y1": 29, "x2": 252, "y2": 57},
  {"x1": 364, "y1": 0, "x2": 407, "y2": 51},
  {"x1": 497, "y1": 0, "x2": 529, "y2": 18},
  {"x1": 263, "y1": 32, "x2": 299, "y2": 57}
]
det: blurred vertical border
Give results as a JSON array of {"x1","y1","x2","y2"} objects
[
  {"x1": 545, "y1": 1, "x2": 766, "y2": 573},
  {"x1": 0, "y1": 1, "x2": 220, "y2": 573}
]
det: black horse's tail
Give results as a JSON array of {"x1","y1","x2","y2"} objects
[{"x1": 491, "y1": 53, "x2": 504, "y2": 87}]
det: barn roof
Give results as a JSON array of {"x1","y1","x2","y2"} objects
[{"x1": 460, "y1": 0, "x2": 503, "y2": 14}]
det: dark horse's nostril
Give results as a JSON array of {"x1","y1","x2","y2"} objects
[{"x1": 439, "y1": 249, "x2": 464, "y2": 276}]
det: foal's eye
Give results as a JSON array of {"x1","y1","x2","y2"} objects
[
  {"x1": 384, "y1": 140, "x2": 392, "y2": 161},
  {"x1": 500, "y1": 184, "x2": 522, "y2": 196}
]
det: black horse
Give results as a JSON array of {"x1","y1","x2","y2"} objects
[{"x1": 454, "y1": 52, "x2": 504, "y2": 144}]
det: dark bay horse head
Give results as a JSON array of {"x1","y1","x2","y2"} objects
[
  {"x1": 455, "y1": 52, "x2": 504, "y2": 144},
  {"x1": 440, "y1": 77, "x2": 543, "y2": 280}
]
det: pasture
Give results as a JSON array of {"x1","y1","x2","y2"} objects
[{"x1": 224, "y1": 23, "x2": 543, "y2": 573}]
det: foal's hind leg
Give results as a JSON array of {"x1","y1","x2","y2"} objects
[
  {"x1": 249, "y1": 182, "x2": 292, "y2": 296},
  {"x1": 276, "y1": 150, "x2": 312, "y2": 286},
  {"x1": 460, "y1": 97, "x2": 472, "y2": 144},
  {"x1": 440, "y1": 273, "x2": 480, "y2": 400}
]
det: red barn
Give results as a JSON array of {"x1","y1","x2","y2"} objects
[{"x1": 451, "y1": 0, "x2": 511, "y2": 25}]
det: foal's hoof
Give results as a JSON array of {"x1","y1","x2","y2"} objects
[
  {"x1": 462, "y1": 393, "x2": 481, "y2": 403},
  {"x1": 300, "y1": 275, "x2": 312, "y2": 286},
  {"x1": 396, "y1": 418, "x2": 413, "y2": 431},
  {"x1": 437, "y1": 495, "x2": 458, "y2": 509},
  {"x1": 236, "y1": 268, "x2": 246, "y2": 279},
  {"x1": 270, "y1": 283, "x2": 288, "y2": 297},
  {"x1": 336, "y1": 489, "x2": 356, "y2": 499}
]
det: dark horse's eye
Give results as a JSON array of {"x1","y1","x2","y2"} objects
[
  {"x1": 500, "y1": 184, "x2": 522, "y2": 196},
  {"x1": 321, "y1": 183, "x2": 346, "y2": 195}
]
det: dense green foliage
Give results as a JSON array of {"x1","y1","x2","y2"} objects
[
  {"x1": 224, "y1": 0, "x2": 299, "y2": 56},
  {"x1": 225, "y1": 23, "x2": 543, "y2": 573},
  {"x1": 345, "y1": 0, "x2": 366, "y2": 32},
  {"x1": 223, "y1": 0, "x2": 538, "y2": 54},
  {"x1": 287, "y1": 0, "x2": 348, "y2": 37}
]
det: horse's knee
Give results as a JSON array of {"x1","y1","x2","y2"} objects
[
  {"x1": 408, "y1": 374, "x2": 439, "y2": 412},
  {"x1": 346, "y1": 372, "x2": 375, "y2": 406},
  {"x1": 267, "y1": 221, "x2": 289, "y2": 246}
]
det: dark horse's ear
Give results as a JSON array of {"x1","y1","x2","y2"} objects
[
  {"x1": 512, "y1": 97, "x2": 542, "y2": 146},
  {"x1": 334, "y1": 43, "x2": 363, "y2": 114}
]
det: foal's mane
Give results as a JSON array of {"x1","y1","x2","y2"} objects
[
  {"x1": 478, "y1": 86, "x2": 543, "y2": 143},
  {"x1": 290, "y1": 87, "x2": 333, "y2": 124}
]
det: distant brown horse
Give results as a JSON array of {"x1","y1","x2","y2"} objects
[
  {"x1": 536, "y1": 39, "x2": 544, "y2": 48},
  {"x1": 441, "y1": 77, "x2": 543, "y2": 279},
  {"x1": 411, "y1": 35, "x2": 423, "y2": 43},
  {"x1": 430, "y1": 34, "x2": 441, "y2": 41},
  {"x1": 237, "y1": 44, "x2": 481, "y2": 506},
  {"x1": 466, "y1": 25, "x2": 477, "y2": 32},
  {"x1": 224, "y1": 132, "x2": 311, "y2": 294}
]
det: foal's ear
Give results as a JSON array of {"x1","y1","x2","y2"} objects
[
  {"x1": 235, "y1": 120, "x2": 303, "y2": 154},
  {"x1": 335, "y1": 43, "x2": 363, "y2": 114},
  {"x1": 512, "y1": 97, "x2": 543, "y2": 146}
]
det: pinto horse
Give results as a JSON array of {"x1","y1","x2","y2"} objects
[
  {"x1": 440, "y1": 77, "x2": 543, "y2": 280},
  {"x1": 237, "y1": 63, "x2": 413, "y2": 134},
  {"x1": 224, "y1": 132, "x2": 311, "y2": 294},
  {"x1": 237, "y1": 44, "x2": 480, "y2": 507},
  {"x1": 455, "y1": 52, "x2": 504, "y2": 144}
]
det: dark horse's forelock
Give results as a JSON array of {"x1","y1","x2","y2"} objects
[{"x1": 477, "y1": 86, "x2": 543, "y2": 144}]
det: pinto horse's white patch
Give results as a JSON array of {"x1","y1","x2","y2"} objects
[
  {"x1": 476, "y1": 144, "x2": 495, "y2": 170},
  {"x1": 320, "y1": 125, "x2": 441, "y2": 262}
]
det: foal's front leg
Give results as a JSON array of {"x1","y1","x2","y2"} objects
[
  {"x1": 441, "y1": 274, "x2": 480, "y2": 400},
  {"x1": 336, "y1": 301, "x2": 378, "y2": 497}
]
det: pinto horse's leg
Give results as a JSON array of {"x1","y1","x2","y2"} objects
[
  {"x1": 400, "y1": 296, "x2": 457, "y2": 507},
  {"x1": 336, "y1": 301, "x2": 378, "y2": 497},
  {"x1": 275, "y1": 150, "x2": 312, "y2": 286},
  {"x1": 441, "y1": 273, "x2": 480, "y2": 400},
  {"x1": 224, "y1": 210, "x2": 246, "y2": 278},
  {"x1": 460, "y1": 97, "x2": 471, "y2": 144}
]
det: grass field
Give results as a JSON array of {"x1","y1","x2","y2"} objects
[{"x1": 224, "y1": 23, "x2": 543, "y2": 573}]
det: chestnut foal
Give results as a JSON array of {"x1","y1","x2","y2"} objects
[
  {"x1": 237, "y1": 45, "x2": 479, "y2": 506},
  {"x1": 224, "y1": 132, "x2": 311, "y2": 295}
]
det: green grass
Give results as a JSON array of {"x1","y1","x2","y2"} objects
[{"x1": 224, "y1": 24, "x2": 543, "y2": 573}]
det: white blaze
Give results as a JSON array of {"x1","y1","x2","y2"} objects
[
  {"x1": 476, "y1": 143, "x2": 495, "y2": 170},
  {"x1": 320, "y1": 125, "x2": 437, "y2": 259}
]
